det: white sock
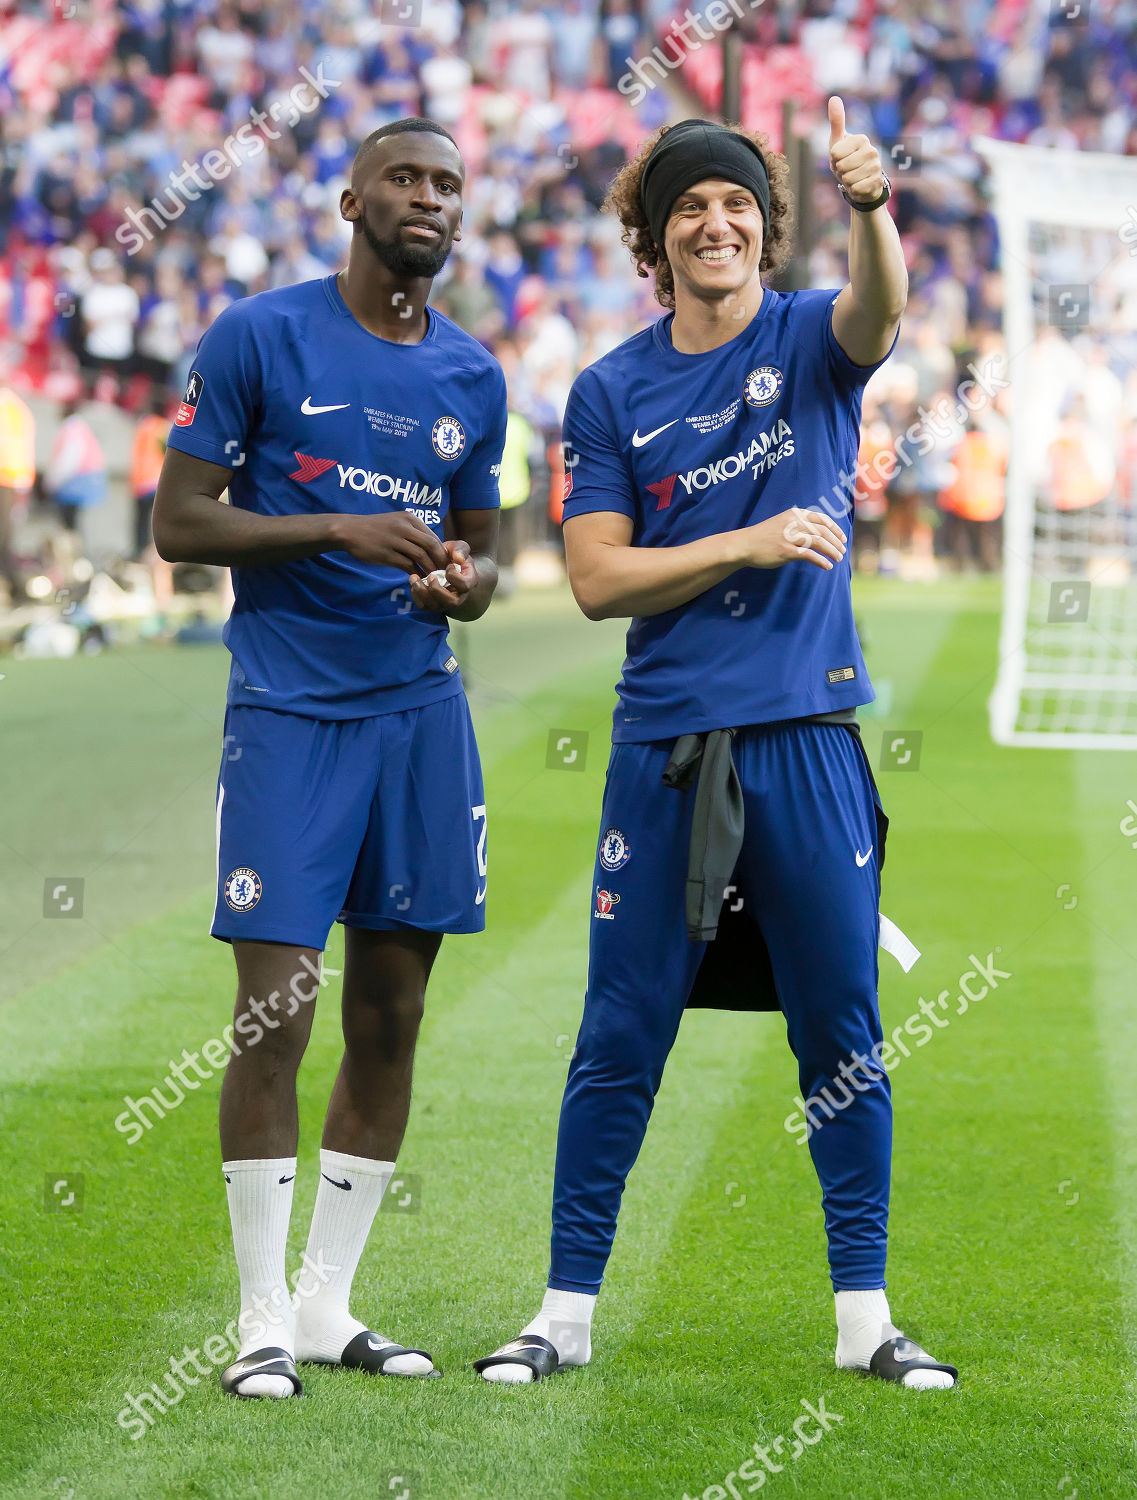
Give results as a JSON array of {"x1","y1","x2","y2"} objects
[
  {"x1": 294, "y1": 1150, "x2": 431, "y2": 1376},
  {"x1": 834, "y1": 1288, "x2": 891, "y2": 1370},
  {"x1": 834, "y1": 1289, "x2": 954, "y2": 1389},
  {"x1": 481, "y1": 1288, "x2": 596, "y2": 1385},
  {"x1": 223, "y1": 1157, "x2": 297, "y2": 1398}
]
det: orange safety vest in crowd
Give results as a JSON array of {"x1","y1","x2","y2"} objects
[
  {"x1": 940, "y1": 428, "x2": 1007, "y2": 522},
  {"x1": 130, "y1": 413, "x2": 168, "y2": 498},
  {"x1": 1047, "y1": 417, "x2": 1113, "y2": 512},
  {"x1": 856, "y1": 420, "x2": 894, "y2": 520}
]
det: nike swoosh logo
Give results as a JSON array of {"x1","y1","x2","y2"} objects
[
  {"x1": 321, "y1": 1173, "x2": 352, "y2": 1191},
  {"x1": 367, "y1": 1338, "x2": 382, "y2": 1350},
  {"x1": 301, "y1": 397, "x2": 350, "y2": 415},
  {"x1": 631, "y1": 420, "x2": 678, "y2": 447},
  {"x1": 279, "y1": 1174, "x2": 295, "y2": 1184},
  {"x1": 856, "y1": 846, "x2": 873, "y2": 867},
  {"x1": 475, "y1": 884, "x2": 486, "y2": 906}
]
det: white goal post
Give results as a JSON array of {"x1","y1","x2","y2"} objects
[{"x1": 973, "y1": 137, "x2": 1137, "y2": 749}]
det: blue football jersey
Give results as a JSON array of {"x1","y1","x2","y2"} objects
[
  {"x1": 560, "y1": 287, "x2": 896, "y2": 741},
  {"x1": 165, "y1": 275, "x2": 507, "y2": 718}
]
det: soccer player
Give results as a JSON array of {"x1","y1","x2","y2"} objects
[
  {"x1": 153, "y1": 119, "x2": 506, "y2": 1399},
  {"x1": 475, "y1": 102, "x2": 958, "y2": 1389}
]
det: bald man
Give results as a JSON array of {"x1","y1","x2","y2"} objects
[{"x1": 153, "y1": 118, "x2": 506, "y2": 1400}]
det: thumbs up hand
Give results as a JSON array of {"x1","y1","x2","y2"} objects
[
  {"x1": 828, "y1": 96, "x2": 848, "y2": 147},
  {"x1": 827, "y1": 96, "x2": 888, "y2": 207}
]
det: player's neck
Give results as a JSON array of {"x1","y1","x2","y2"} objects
[
  {"x1": 336, "y1": 264, "x2": 432, "y2": 345},
  {"x1": 669, "y1": 283, "x2": 765, "y2": 355}
]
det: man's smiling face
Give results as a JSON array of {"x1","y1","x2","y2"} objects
[{"x1": 664, "y1": 177, "x2": 765, "y2": 305}]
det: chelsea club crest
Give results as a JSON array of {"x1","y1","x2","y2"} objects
[
  {"x1": 224, "y1": 867, "x2": 262, "y2": 911},
  {"x1": 432, "y1": 416, "x2": 466, "y2": 460},
  {"x1": 599, "y1": 827, "x2": 630, "y2": 872},
  {"x1": 744, "y1": 366, "x2": 783, "y2": 407}
]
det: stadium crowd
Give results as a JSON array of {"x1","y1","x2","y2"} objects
[{"x1": 0, "y1": 0, "x2": 1135, "y2": 607}]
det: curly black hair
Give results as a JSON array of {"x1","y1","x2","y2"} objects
[{"x1": 602, "y1": 121, "x2": 794, "y2": 309}]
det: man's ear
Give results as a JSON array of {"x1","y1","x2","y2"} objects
[
  {"x1": 453, "y1": 212, "x2": 463, "y2": 244},
  {"x1": 340, "y1": 186, "x2": 360, "y2": 224}
]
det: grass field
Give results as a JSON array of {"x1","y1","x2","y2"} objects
[{"x1": 2, "y1": 579, "x2": 1136, "y2": 1500}]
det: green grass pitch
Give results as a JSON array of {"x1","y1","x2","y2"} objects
[{"x1": 1, "y1": 579, "x2": 1135, "y2": 1499}]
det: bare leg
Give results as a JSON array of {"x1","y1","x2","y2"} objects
[
  {"x1": 294, "y1": 927, "x2": 443, "y2": 1373},
  {"x1": 322, "y1": 927, "x2": 441, "y2": 1159},
  {"x1": 219, "y1": 941, "x2": 322, "y2": 1159}
]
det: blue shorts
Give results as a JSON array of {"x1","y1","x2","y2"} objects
[{"x1": 212, "y1": 695, "x2": 487, "y2": 949}]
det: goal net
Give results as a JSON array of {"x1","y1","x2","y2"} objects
[{"x1": 974, "y1": 137, "x2": 1137, "y2": 749}]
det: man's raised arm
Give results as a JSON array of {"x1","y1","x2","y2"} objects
[{"x1": 827, "y1": 95, "x2": 908, "y2": 368}]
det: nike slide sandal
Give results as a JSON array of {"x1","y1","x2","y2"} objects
[
  {"x1": 473, "y1": 1334, "x2": 559, "y2": 1382},
  {"x1": 869, "y1": 1335, "x2": 958, "y2": 1386},
  {"x1": 338, "y1": 1330, "x2": 442, "y2": 1377},
  {"x1": 220, "y1": 1346, "x2": 303, "y2": 1398}
]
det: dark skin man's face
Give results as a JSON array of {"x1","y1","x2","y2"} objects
[{"x1": 340, "y1": 132, "x2": 465, "y2": 279}]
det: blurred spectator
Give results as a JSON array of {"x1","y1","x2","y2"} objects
[
  {"x1": 134, "y1": 262, "x2": 184, "y2": 392},
  {"x1": 211, "y1": 218, "x2": 271, "y2": 295},
  {"x1": 437, "y1": 256, "x2": 503, "y2": 345},
  {"x1": 886, "y1": 387, "x2": 961, "y2": 568},
  {"x1": 937, "y1": 414, "x2": 1008, "y2": 573},
  {"x1": 493, "y1": 0, "x2": 555, "y2": 99},
  {"x1": 518, "y1": 286, "x2": 579, "y2": 416},
  {"x1": 196, "y1": 8, "x2": 255, "y2": 98},
  {"x1": 601, "y1": 0, "x2": 642, "y2": 90},
  {"x1": 45, "y1": 400, "x2": 108, "y2": 533},
  {"x1": 853, "y1": 396, "x2": 894, "y2": 573},
  {"x1": 483, "y1": 231, "x2": 528, "y2": 329},
  {"x1": 80, "y1": 250, "x2": 139, "y2": 393},
  {"x1": 1046, "y1": 395, "x2": 1116, "y2": 514},
  {"x1": 130, "y1": 391, "x2": 169, "y2": 558},
  {"x1": 0, "y1": 385, "x2": 36, "y2": 599},
  {"x1": 551, "y1": 0, "x2": 601, "y2": 90},
  {"x1": 496, "y1": 404, "x2": 537, "y2": 589},
  {"x1": 420, "y1": 47, "x2": 473, "y2": 129}
]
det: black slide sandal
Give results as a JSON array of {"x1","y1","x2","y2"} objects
[
  {"x1": 221, "y1": 1346, "x2": 303, "y2": 1398},
  {"x1": 474, "y1": 1334, "x2": 560, "y2": 1382},
  {"x1": 869, "y1": 1335, "x2": 958, "y2": 1386},
  {"x1": 337, "y1": 1330, "x2": 442, "y2": 1378}
]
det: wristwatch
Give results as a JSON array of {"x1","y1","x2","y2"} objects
[{"x1": 840, "y1": 174, "x2": 892, "y2": 212}]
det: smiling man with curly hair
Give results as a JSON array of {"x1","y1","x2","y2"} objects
[
  {"x1": 475, "y1": 102, "x2": 959, "y2": 1392},
  {"x1": 602, "y1": 117, "x2": 796, "y2": 308}
]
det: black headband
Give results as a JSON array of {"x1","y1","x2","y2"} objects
[{"x1": 639, "y1": 119, "x2": 770, "y2": 252}]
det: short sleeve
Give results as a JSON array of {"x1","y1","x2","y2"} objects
[
  {"x1": 164, "y1": 301, "x2": 262, "y2": 467},
  {"x1": 560, "y1": 367, "x2": 636, "y2": 521},
  {"x1": 449, "y1": 361, "x2": 507, "y2": 511},
  {"x1": 821, "y1": 289, "x2": 900, "y2": 389}
]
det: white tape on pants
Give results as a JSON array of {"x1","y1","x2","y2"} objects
[{"x1": 879, "y1": 912, "x2": 921, "y2": 972}]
